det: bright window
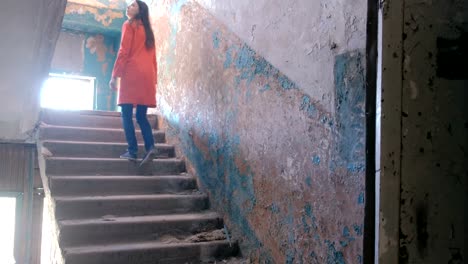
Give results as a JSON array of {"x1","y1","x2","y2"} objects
[
  {"x1": 0, "y1": 197, "x2": 16, "y2": 264},
  {"x1": 40, "y1": 73, "x2": 95, "y2": 110}
]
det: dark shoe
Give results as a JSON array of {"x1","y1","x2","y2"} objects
[
  {"x1": 120, "y1": 151, "x2": 137, "y2": 161},
  {"x1": 139, "y1": 148, "x2": 156, "y2": 167}
]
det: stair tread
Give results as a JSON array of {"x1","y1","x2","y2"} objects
[
  {"x1": 55, "y1": 193, "x2": 206, "y2": 201},
  {"x1": 41, "y1": 124, "x2": 162, "y2": 133},
  {"x1": 42, "y1": 108, "x2": 158, "y2": 117},
  {"x1": 50, "y1": 175, "x2": 194, "y2": 180},
  {"x1": 48, "y1": 173, "x2": 190, "y2": 177},
  {"x1": 60, "y1": 212, "x2": 220, "y2": 226},
  {"x1": 43, "y1": 140, "x2": 173, "y2": 147},
  {"x1": 47, "y1": 157, "x2": 182, "y2": 162},
  {"x1": 64, "y1": 240, "x2": 231, "y2": 254}
]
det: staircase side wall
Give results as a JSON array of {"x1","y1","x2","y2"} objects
[
  {"x1": 152, "y1": 0, "x2": 367, "y2": 262},
  {"x1": 0, "y1": 0, "x2": 67, "y2": 141},
  {"x1": 37, "y1": 141, "x2": 65, "y2": 264}
]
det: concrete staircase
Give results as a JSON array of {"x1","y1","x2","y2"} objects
[{"x1": 38, "y1": 109, "x2": 238, "y2": 264}]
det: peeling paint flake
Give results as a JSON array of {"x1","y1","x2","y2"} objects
[
  {"x1": 300, "y1": 95, "x2": 318, "y2": 118},
  {"x1": 212, "y1": 31, "x2": 221, "y2": 49},
  {"x1": 325, "y1": 240, "x2": 346, "y2": 264}
]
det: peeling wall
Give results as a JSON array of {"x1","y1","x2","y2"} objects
[
  {"x1": 195, "y1": 0, "x2": 367, "y2": 113},
  {"x1": 398, "y1": 0, "x2": 468, "y2": 263},
  {"x1": 63, "y1": 0, "x2": 126, "y2": 35},
  {"x1": 152, "y1": 0, "x2": 367, "y2": 262},
  {"x1": 0, "y1": 0, "x2": 66, "y2": 140},
  {"x1": 51, "y1": 32, "x2": 86, "y2": 73}
]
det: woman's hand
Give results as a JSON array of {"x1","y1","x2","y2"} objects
[{"x1": 109, "y1": 77, "x2": 118, "y2": 91}]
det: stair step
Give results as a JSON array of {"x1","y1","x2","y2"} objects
[
  {"x1": 64, "y1": 240, "x2": 239, "y2": 264},
  {"x1": 39, "y1": 125, "x2": 165, "y2": 143},
  {"x1": 55, "y1": 194, "x2": 209, "y2": 220},
  {"x1": 41, "y1": 109, "x2": 158, "y2": 129},
  {"x1": 42, "y1": 141, "x2": 175, "y2": 159},
  {"x1": 49, "y1": 175, "x2": 196, "y2": 196},
  {"x1": 59, "y1": 212, "x2": 223, "y2": 247},
  {"x1": 45, "y1": 157, "x2": 185, "y2": 176}
]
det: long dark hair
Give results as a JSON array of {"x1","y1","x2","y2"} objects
[{"x1": 134, "y1": 0, "x2": 155, "y2": 49}]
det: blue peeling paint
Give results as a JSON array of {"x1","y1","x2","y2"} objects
[
  {"x1": 343, "y1": 226, "x2": 355, "y2": 242},
  {"x1": 340, "y1": 240, "x2": 349, "y2": 247},
  {"x1": 347, "y1": 163, "x2": 365, "y2": 173},
  {"x1": 358, "y1": 255, "x2": 363, "y2": 264},
  {"x1": 305, "y1": 176, "x2": 313, "y2": 187},
  {"x1": 321, "y1": 115, "x2": 334, "y2": 127},
  {"x1": 312, "y1": 155, "x2": 321, "y2": 165},
  {"x1": 310, "y1": 252, "x2": 319, "y2": 263},
  {"x1": 278, "y1": 75, "x2": 297, "y2": 90},
  {"x1": 234, "y1": 76, "x2": 242, "y2": 86},
  {"x1": 270, "y1": 203, "x2": 280, "y2": 214},
  {"x1": 326, "y1": 241, "x2": 346, "y2": 264},
  {"x1": 260, "y1": 84, "x2": 271, "y2": 92},
  {"x1": 235, "y1": 44, "x2": 256, "y2": 70},
  {"x1": 170, "y1": 0, "x2": 189, "y2": 16},
  {"x1": 254, "y1": 57, "x2": 276, "y2": 77},
  {"x1": 302, "y1": 215, "x2": 311, "y2": 233},
  {"x1": 165, "y1": 0, "x2": 189, "y2": 78},
  {"x1": 358, "y1": 192, "x2": 365, "y2": 205},
  {"x1": 304, "y1": 203, "x2": 318, "y2": 230},
  {"x1": 300, "y1": 95, "x2": 318, "y2": 118},
  {"x1": 333, "y1": 51, "x2": 366, "y2": 174},
  {"x1": 353, "y1": 224, "x2": 363, "y2": 236},
  {"x1": 224, "y1": 46, "x2": 234, "y2": 69},
  {"x1": 286, "y1": 250, "x2": 296, "y2": 264},
  {"x1": 221, "y1": 40, "x2": 296, "y2": 93},
  {"x1": 168, "y1": 109, "x2": 263, "y2": 258},
  {"x1": 246, "y1": 88, "x2": 253, "y2": 101},
  {"x1": 212, "y1": 31, "x2": 221, "y2": 49}
]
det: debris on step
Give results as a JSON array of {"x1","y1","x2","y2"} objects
[
  {"x1": 202, "y1": 257, "x2": 250, "y2": 264},
  {"x1": 41, "y1": 146, "x2": 53, "y2": 157},
  {"x1": 101, "y1": 215, "x2": 117, "y2": 221},
  {"x1": 186, "y1": 229, "x2": 226, "y2": 242},
  {"x1": 160, "y1": 234, "x2": 183, "y2": 244}
]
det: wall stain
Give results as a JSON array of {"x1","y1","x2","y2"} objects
[
  {"x1": 332, "y1": 51, "x2": 366, "y2": 173},
  {"x1": 415, "y1": 203, "x2": 429, "y2": 257},
  {"x1": 66, "y1": 3, "x2": 124, "y2": 27},
  {"x1": 448, "y1": 248, "x2": 463, "y2": 264}
]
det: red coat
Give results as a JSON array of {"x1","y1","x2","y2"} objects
[{"x1": 112, "y1": 20, "x2": 157, "y2": 107}]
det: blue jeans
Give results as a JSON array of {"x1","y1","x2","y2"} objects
[{"x1": 120, "y1": 104, "x2": 154, "y2": 155}]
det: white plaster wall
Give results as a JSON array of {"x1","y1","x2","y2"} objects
[
  {"x1": 195, "y1": 0, "x2": 367, "y2": 112},
  {"x1": 0, "y1": 0, "x2": 66, "y2": 141},
  {"x1": 51, "y1": 32, "x2": 86, "y2": 73}
]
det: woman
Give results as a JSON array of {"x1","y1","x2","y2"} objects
[{"x1": 110, "y1": 0, "x2": 157, "y2": 166}]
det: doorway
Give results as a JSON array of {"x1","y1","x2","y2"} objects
[
  {"x1": 40, "y1": 73, "x2": 96, "y2": 111},
  {"x1": 0, "y1": 195, "x2": 19, "y2": 264}
]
